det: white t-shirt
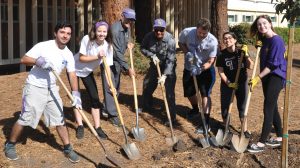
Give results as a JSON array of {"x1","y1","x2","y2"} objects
[
  {"x1": 25, "y1": 40, "x2": 75, "y2": 88},
  {"x1": 179, "y1": 27, "x2": 218, "y2": 70},
  {"x1": 75, "y1": 35, "x2": 114, "y2": 77}
]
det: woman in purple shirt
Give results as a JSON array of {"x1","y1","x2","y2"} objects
[{"x1": 248, "y1": 15, "x2": 287, "y2": 153}]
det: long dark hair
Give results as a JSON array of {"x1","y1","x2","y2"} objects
[{"x1": 250, "y1": 15, "x2": 274, "y2": 41}]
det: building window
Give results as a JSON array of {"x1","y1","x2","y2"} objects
[
  {"x1": 270, "y1": 16, "x2": 277, "y2": 22},
  {"x1": 228, "y1": 15, "x2": 238, "y2": 22},
  {"x1": 242, "y1": 15, "x2": 254, "y2": 22}
]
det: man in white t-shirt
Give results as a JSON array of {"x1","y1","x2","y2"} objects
[
  {"x1": 178, "y1": 18, "x2": 218, "y2": 134},
  {"x1": 4, "y1": 22, "x2": 81, "y2": 163}
]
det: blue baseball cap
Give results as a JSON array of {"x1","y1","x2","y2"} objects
[
  {"x1": 122, "y1": 8, "x2": 136, "y2": 20},
  {"x1": 153, "y1": 18, "x2": 166, "y2": 28}
]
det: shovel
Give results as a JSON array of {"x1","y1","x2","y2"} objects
[
  {"x1": 231, "y1": 44, "x2": 262, "y2": 153},
  {"x1": 102, "y1": 57, "x2": 141, "y2": 160},
  {"x1": 129, "y1": 48, "x2": 146, "y2": 141},
  {"x1": 216, "y1": 48, "x2": 246, "y2": 146},
  {"x1": 156, "y1": 63, "x2": 178, "y2": 146},
  {"x1": 51, "y1": 70, "x2": 121, "y2": 167},
  {"x1": 192, "y1": 75, "x2": 218, "y2": 148}
]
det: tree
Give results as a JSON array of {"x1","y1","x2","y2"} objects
[
  {"x1": 272, "y1": 1, "x2": 300, "y2": 167},
  {"x1": 211, "y1": 0, "x2": 228, "y2": 49},
  {"x1": 100, "y1": 0, "x2": 130, "y2": 25}
]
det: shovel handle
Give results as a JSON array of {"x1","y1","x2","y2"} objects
[
  {"x1": 102, "y1": 57, "x2": 129, "y2": 143},
  {"x1": 129, "y1": 49, "x2": 139, "y2": 124},
  {"x1": 155, "y1": 63, "x2": 176, "y2": 140},
  {"x1": 51, "y1": 70, "x2": 108, "y2": 153}
]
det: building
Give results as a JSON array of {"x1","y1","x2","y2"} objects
[{"x1": 228, "y1": 0, "x2": 288, "y2": 27}]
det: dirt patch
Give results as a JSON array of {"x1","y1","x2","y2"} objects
[{"x1": 1, "y1": 45, "x2": 300, "y2": 167}]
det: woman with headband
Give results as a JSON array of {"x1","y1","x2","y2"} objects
[{"x1": 73, "y1": 21, "x2": 113, "y2": 140}]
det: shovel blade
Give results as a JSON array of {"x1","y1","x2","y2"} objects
[
  {"x1": 199, "y1": 137, "x2": 210, "y2": 149},
  {"x1": 132, "y1": 127, "x2": 146, "y2": 141},
  {"x1": 216, "y1": 129, "x2": 225, "y2": 146},
  {"x1": 209, "y1": 136, "x2": 219, "y2": 147},
  {"x1": 231, "y1": 134, "x2": 249, "y2": 153},
  {"x1": 122, "y1": 143, "x2": 141, "y2": 160},
  {"x1": 166, "y1": 136, "x2": 178, "y2": 146}
]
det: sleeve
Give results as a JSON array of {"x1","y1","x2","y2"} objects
[
  {"x1": 25, "y1": 43, "x2": 42, "y2": 59},
  {"x1": 66, "y1": 51, "x2": 76, "y2": 72},
  {"x1": 79, "y1": 35, "x2": 89, "y2": 55},
  {"x1": 112, "y1": 28, "x2": 129, "y2": 71},
  {"x1": 266, "y1": 37, "x2": 285, "y2": 70},
  {"x1": 106, "y1": 45, "x2": 114, "y2": 66},
  {"x1": 178, "y1": 28, "x2": 188, "y2": 44},
  {"x1": 140, "y1": 33, "x2": 155, "y2": 58},
  {"x1": 209, "y1": 38, "x2": 218, "y2": 58},
  {"x1": 163, "y1": 37, "x2": 176, "y2": 75},
  {"x1": 215, "y1": 52, "x2": 224, "y2": 68}
]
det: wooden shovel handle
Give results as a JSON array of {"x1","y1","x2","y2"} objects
[
  {"x1": 129, "y1": 49, "x2": 139, "y2": 112},
  {"x1": 51, "y1": 70, "x2": 107, "y2": 152}
]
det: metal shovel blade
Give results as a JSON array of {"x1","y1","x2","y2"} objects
[
  {"x1": 166, "y1": 136, "x2": 178, "y2": 146},
  {"x1": 209, "y1": 136, "x2": 219, "y2": 147},
  {"x1": 231, "y1": 134, "x2": 249, "y2": 153},
  {"x1": 132, "y1": 127, "x2": 146, "y2": 141},
  {"x1": 216, "y1": 129, "x2": 232, "y2": 146},
  {"x1": 199, "y1": 137, "x2": 210, "y2": 149},
  {"x1": 122, "y1": 143, "x2": 141, "y2": 160}
]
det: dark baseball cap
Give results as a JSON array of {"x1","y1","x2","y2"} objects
[
  {"x1": 153, "y1": 18, "x2": 166, "y2": 28},
  {"x1": 122, "y1": 8, "x2": 136, "y2": 20}
]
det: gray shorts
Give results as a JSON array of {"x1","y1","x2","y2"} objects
[{"x1": 17, "y1": 84, "x2": 65, "y2": 129}]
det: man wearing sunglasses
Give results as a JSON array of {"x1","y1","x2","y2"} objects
[
  {"x1": 140, "y1": 18, "x2": 177, "y2": 126},
  {"x1": 178, "y1": 18, "x2": 218, "y2": 134},
  {"x1": 107, "y1": 8, "x2": 136, "y2": 127}
]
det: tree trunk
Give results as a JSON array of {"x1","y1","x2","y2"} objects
[
  {"x1": 134, "y1": 0, "x2": 152, "y2": 43},
  {"x1": 100, "y1": 0, "x2": 130, "y2": 25},
  {"x1": 211, "y1": 0, "x2": 228, "y2": 50}
]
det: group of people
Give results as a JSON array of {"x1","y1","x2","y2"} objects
[{"x1": 4, "y1": 6, "x2": 287, "y2": 163}]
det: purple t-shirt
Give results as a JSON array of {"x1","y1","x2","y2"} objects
[{"x1": 260, "y1": 35, "x2": 286, "y2": 80}]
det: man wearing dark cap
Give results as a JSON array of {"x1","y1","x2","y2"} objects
[
  {"x1": 108, "y1": 8, "x2": 136, "y2": 127},
  {"x1": 140, "y1": 18, "x2": 177, "y2": 126}
]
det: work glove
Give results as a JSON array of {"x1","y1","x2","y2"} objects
[
  {"x1": 151, "y1": 54, "x2": 160, "y2": 65},
  {"x1": 255, "y1": 40, "x2": 263, "y2": 48},
  {"x1": 227, "y1": 82, "x2": 238, "y2": 90},
  {"x1": 185, "y1": 52, "x2": 194, "y2": 63},
  {"x1": 190, "y1": 65, "x2": 202, "y2": 76},
  {"x1": 284, "y1": 51, "x2": 288, "y2": 59},
  {"x1": 158, "y1": 74, "x2": 167, "y2": 85},
  {"x1": 72, "y1": 91, "x2": 82, "y2": 109},
  {"x1": 35, "y1": 57, "x2": 54, "y2": 70},
  {"x1": 248, "y1": 75, "x2": 261, "y2": 92},
  {"x1": 241, "y1": 44, "x2": 249, "y2": 57}
]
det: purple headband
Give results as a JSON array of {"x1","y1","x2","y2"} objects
[{"x1": 95, "y1": 21, "x2": 109, "y2": 30}]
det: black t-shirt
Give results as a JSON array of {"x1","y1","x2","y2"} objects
[{"x1": 216, "y1": 48, "x2": 248, "y2": 83}]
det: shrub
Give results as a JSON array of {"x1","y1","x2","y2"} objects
[
  {"x1": 229, "y1": 23, "x2": 253, "y2": 45},
  {"x1": 124, "y1": 42, "x2": 149, "y2": 74}
]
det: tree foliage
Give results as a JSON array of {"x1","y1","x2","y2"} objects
[{"x1": 272, "y1": 0, "x2": 300, "y2": 23}]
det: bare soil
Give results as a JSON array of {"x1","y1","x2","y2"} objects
[{"x1": 1, "y1": 45, "x2": 300, "y2": 168}]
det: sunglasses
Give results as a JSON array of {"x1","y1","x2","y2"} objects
[{"x1": 154, "y1": 28, "x2": 165, "y2": 32}]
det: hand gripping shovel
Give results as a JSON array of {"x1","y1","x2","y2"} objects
[
  {"x1": 156, "y1": 63, "x2": 178, "y2": 146},
  {"x1": 129, "y1": 49, "x2": 146, "y2": 141},
  {"x1": 231, "y1": 43, "x2": 262, "y2": 153},
  {"x1": 102, "y1": 57, "x2": 141, "y2": 160},
  {"x1": 51, "y1": 70, "x2": 121, "y2": 167},
  {"x1": 216, "y1": 48, "x2": 246, "y2": 146}
]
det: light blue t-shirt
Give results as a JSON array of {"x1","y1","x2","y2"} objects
[{"x1": 179, "y1": 27, "x2": 218, "y2": 70}]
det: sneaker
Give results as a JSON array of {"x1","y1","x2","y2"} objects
[
  {"x1": 244, "y1": 131, "x2": 252, "y2": 139},
  {"x1": 248, "y1": 143, "x2": 265, "y2": 153},
  {"x1": 76, "y1": 125, "x2": 84, "y2": 139},
  {"x1": 96, "y1": 127, "x2": 108, "y2": 139},
  {"x1": 4, "y1": 143, "x2": 18, "y2": 160},
  {"x1": 101, "y1": 109, "x2": 109, "y2": 118},
  {"x1": 194, "y1": 126, "x2": 211, "y2": 134},
  {"x1": 266, "y1": 139, "x2": 281, "y2": 147},
  {"x1": 64, "y1": 145, "x2": 80, "y2": 163},
  {"x1": 109, "y1": 117, "x2": 122, "y2": 127}
]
